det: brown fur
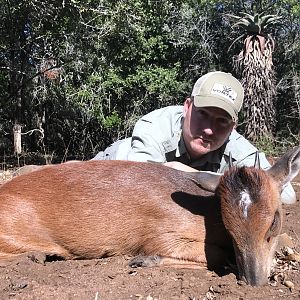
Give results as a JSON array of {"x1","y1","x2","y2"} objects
[
  {"x1": 0, "y1": 159, "x2": 289, "y2": 286},
  {"x1": 0, "y1": 161, "x2": 230, "y2": 267},
  {"x1": 217, "y1": 167, "x2": 282, "y2": 285}
]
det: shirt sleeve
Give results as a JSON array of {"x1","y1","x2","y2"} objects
[
  {"x1": 125, "y1": 106, "x2": 183, "y2": 162},
  {"x1": 280, "y1": 183, "x2": 297, "y2": 204},
  {"x1": 126, "y1": 118, "x2": 166, "y2": 162}
]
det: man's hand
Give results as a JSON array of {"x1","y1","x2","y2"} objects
[{"x1": 163, "y1": 161, "x2": 198, "y2": 172}]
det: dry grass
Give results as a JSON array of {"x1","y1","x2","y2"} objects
[{"x1": 0, "y1": 169, "x2": 13, "y2": 185}]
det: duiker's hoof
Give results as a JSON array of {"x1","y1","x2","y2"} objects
[{"x1": 129, "y1": 255, "x2": 161, "y2": 268}]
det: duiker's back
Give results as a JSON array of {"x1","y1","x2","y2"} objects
[{"x1": 0, "y1": 160, "x2": 229, "y2": 265}]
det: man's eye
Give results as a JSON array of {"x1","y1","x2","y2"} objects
[
  {"x1": 197, "y1": 109, "x2": 208, "y2": 118},
  {"x1": 216, "y1": 118, "x2": 231, "y2": 127}
]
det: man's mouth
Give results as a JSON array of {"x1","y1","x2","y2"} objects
[{"x1": 197, "y1": 136, "x2": 213, "y2": 144}]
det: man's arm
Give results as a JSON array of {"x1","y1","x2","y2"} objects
[
  {"x1": 163, "y1": 161, "x2": 197, "y2": 172},
  {"x1": 125, "y1": 106, "x2": 183, "y2": 162},
  {"x1": 164, "y1": 155, "x2": 296, "y2": 205},
  {"x1": 126, "y1": 134, "x2": 166, "y2": 162}
]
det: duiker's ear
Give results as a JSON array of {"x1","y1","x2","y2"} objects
[
  {"x1": 267, "y1": 145, "x2": 300, "y2": 188},
  {"x1": 191, "y1": 171, "x2": 222, "y2": 192}
]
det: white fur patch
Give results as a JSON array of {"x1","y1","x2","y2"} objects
[{"x1": 239, "y1": 190, "x2": 252, "y2": 218}]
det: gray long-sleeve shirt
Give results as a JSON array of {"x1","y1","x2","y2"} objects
[{"x1": 94, "y1": 106, "x2": 296, "y2": 204}]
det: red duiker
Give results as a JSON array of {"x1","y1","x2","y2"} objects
[{"x1": 0, "y1": 146, "x2": 299, "y2": 286}]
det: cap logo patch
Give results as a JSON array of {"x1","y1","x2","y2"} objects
[{"x1": 211, "y1": 83, "x2": 237, "y2": 103}]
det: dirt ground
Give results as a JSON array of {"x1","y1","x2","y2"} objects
[{"x1": 0, "y1": 167, "x2": 299, "y2": 300}]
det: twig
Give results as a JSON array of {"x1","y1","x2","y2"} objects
[{"x1": 21, "y1": 128, "x2": 44, "y2": 139}]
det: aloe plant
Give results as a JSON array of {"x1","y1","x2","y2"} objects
[{"x1": 227, "y1": 11, "x2": 282, "y2": 142}]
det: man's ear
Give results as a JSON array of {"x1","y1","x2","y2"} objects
[{"x1": 183, "y1": 97, "x2": 192, "y2": 117}]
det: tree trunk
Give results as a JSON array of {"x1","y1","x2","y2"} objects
[{"x1": 13, "y1": 124, "x2": 22, "y2": 155}]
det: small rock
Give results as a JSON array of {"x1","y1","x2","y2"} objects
[
  {"x1": 285, "y1": 253, "x2": 300, "y2": 262},
  {"x1": 283, "y1": 280, "x2": 294, "y2": 290},
  {"x1": 211, "y1": 285, "x2": 223, "y2": 293},
  {"x1": 237, "y1": 280, "x2": 247, "y2": 286},
  {"x1": 8, "y1": 280, "x2": 28, "y2": 291},
  {"x1": 282, "y1": 246, "x2": 294, "y2": 256}
]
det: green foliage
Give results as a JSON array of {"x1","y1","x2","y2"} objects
[
  {"x1": 0, "y1": 0, "x2": 299, "y2": 159},
  {"x1": 281, "y1": 0, "x2": 300, "y2": 16},
  {"x1": 102, "y1": 111, "x2": 122, "y2": 129},
  {"x1": 253, "y1": 133, "x2": 298, "y2": 157}
]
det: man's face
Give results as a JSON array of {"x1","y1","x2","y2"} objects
[{"x1": 182, "y1": 98, "x2": 235, "y2": 160}]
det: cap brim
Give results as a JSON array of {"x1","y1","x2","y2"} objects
[{"x1": 194, "y1": 96, "x2": 238, "y2": 121}]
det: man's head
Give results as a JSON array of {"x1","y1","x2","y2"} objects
[
  {"x1": 183, "y1": 71, "x2": 244, "y2": 160},
  {"x1": 192, "y1": 71, "x2": 244, "y2": 122}
]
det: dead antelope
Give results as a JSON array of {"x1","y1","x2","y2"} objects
[{"x1": 0, "y1": 146, "x2": 299, "y2": 286}]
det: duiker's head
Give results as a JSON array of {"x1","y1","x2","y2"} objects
[
  {"x1": 216, "y1": 146, "x2": 300, "y2": 286},
  {"x1": 217, "y1": 166, "x2": 281, "y2": 286}
]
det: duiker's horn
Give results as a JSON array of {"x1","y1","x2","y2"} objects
[
  {"x1": 228, "y1": 152, "x2": 234, "y2": 168},
  {"x1": 254, "y1": 151, "x2": 261, "y2": 169}
]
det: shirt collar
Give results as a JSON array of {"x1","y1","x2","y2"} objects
[{"x1": 175, "y1": 132, "x2": 186, "y2": 158}]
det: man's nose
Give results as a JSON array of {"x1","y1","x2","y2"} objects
[
  {"x1": 202, "y1": 127, "x2": 214, "y2": 135},
  {"x1": 202, "y1": 117, "x2": 215, "y2": 135}
]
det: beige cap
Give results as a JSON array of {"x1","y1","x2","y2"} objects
[{"x1": 192, "y1": 71, "x2": 244, "y2": 121}]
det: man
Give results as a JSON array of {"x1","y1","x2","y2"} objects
[{"x1": 93, "y1": 71, "x2": 296, "y2": 204}]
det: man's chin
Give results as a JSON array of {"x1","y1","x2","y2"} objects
[{"x1": 191, "y1": 144, "x2": 213, "y2": 156}]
